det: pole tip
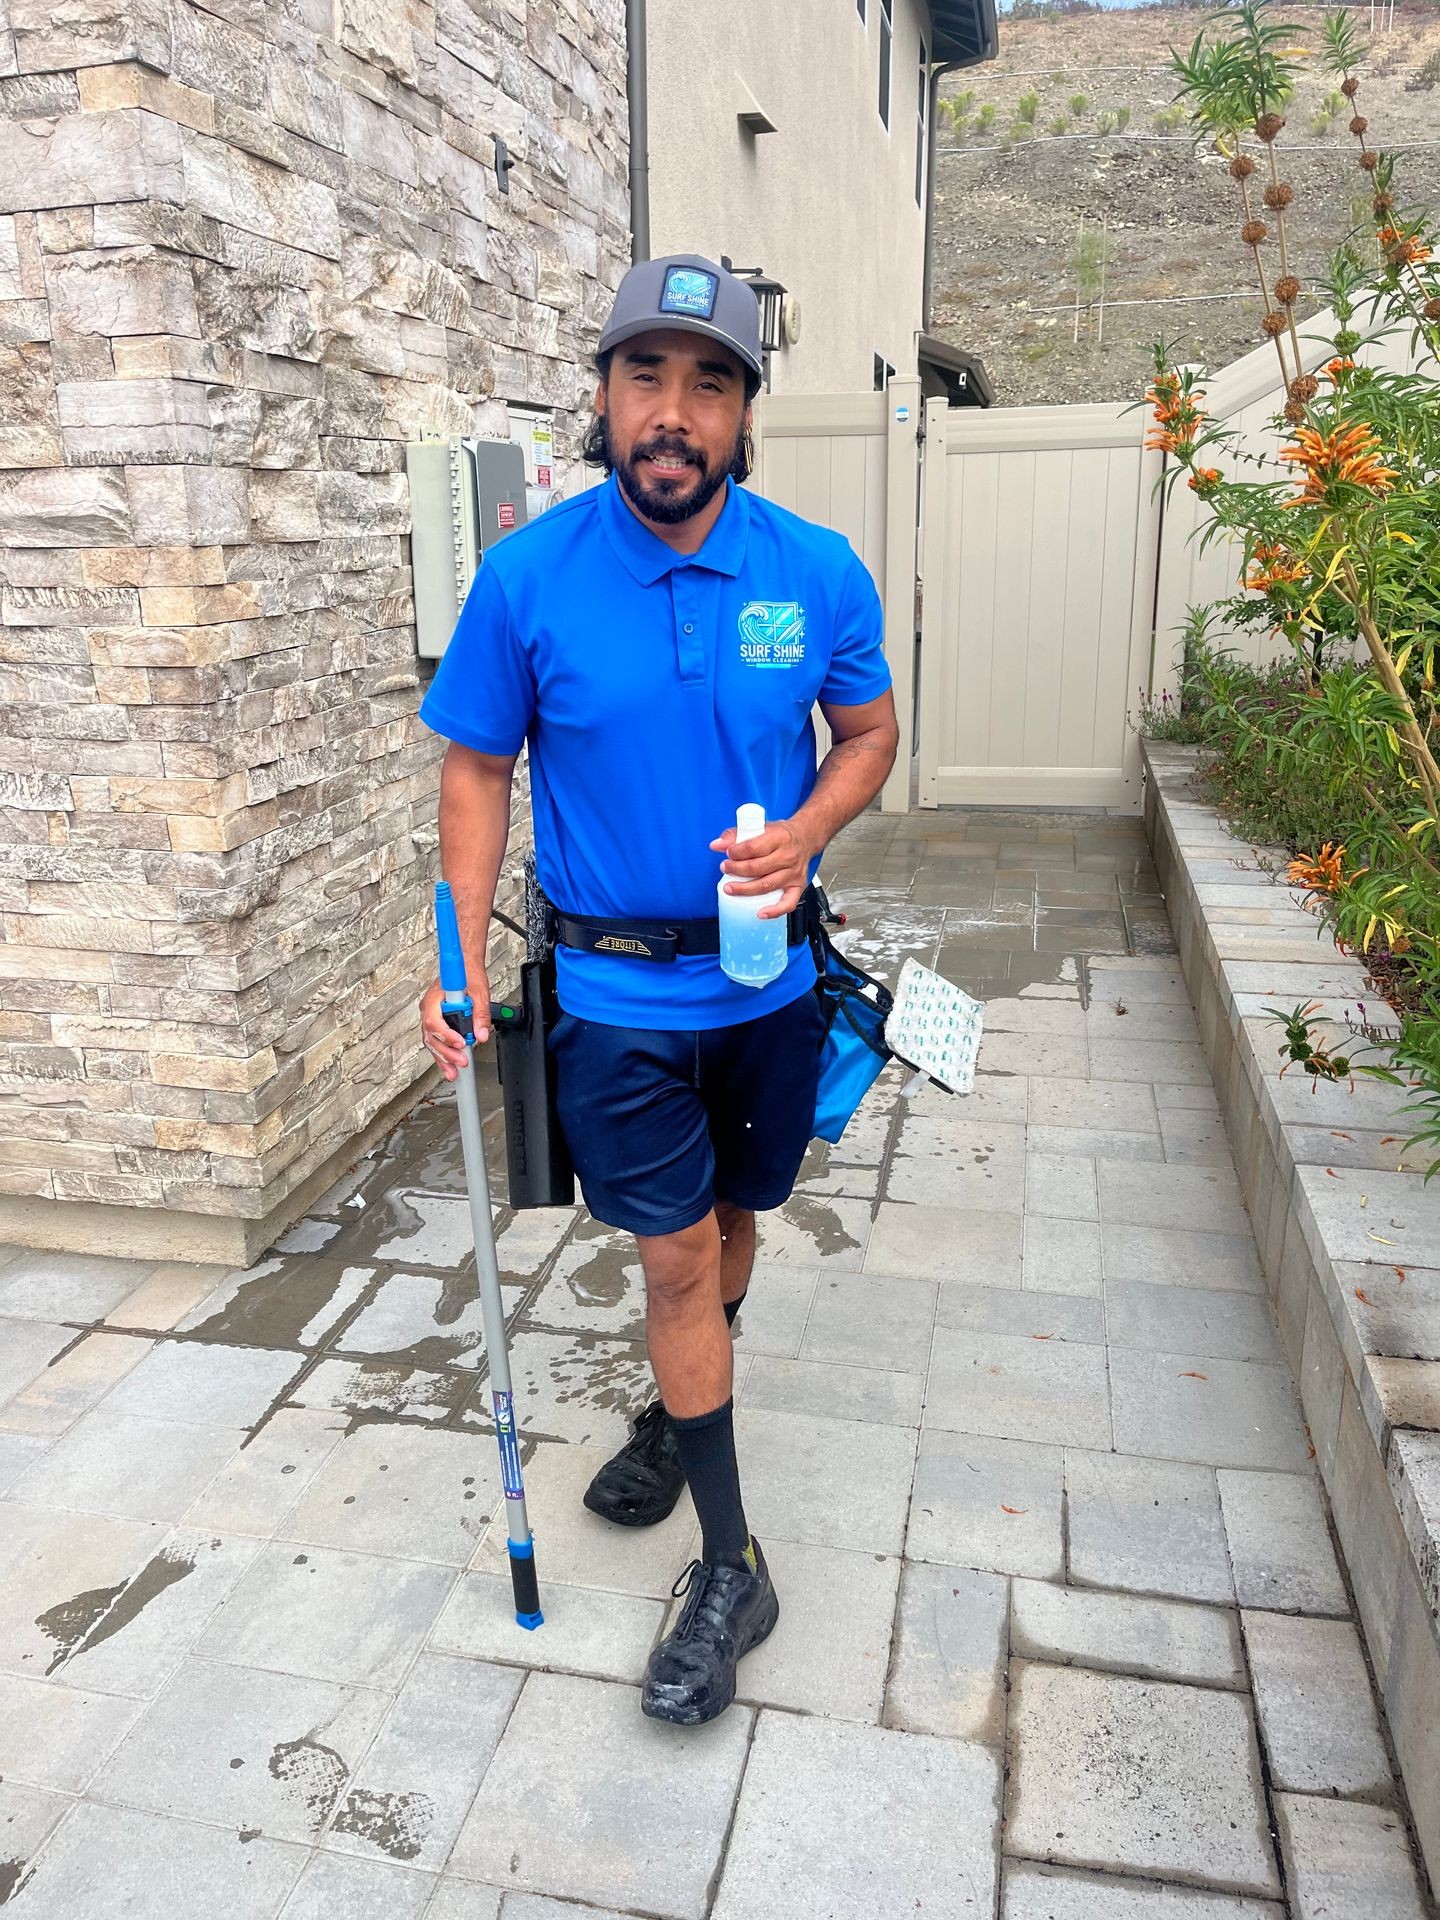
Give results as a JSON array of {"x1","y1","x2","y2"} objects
[{"x1": 515, "y1": 1610, "x2": 544, "y2": 1631}]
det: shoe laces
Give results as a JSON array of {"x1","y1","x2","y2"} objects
[{"x1": 668, "y1": 1559, "x2": 741, "y2": 1643}]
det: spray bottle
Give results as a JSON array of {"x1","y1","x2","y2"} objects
[{"x1": 718, "y1": 803, "x2": 787, "y2": 988}]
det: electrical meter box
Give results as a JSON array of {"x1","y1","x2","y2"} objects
[{"x1": 405, "y1": 435, "x2": 528, "y2": 661}]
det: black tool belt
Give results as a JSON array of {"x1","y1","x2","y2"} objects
[{"x1": 553, "y1": 888, "x2": 816, "y2": 964}]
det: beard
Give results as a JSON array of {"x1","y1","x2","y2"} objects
[{"x1": 601, "y1": 415, "x2": 746, "y2": 525}]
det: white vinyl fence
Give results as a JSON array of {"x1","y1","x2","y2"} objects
[{"x1": 753, "y1": 312, "x2": 1431, "y2": 814}]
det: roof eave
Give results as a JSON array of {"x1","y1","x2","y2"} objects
[{"x1": 929, "y1": 0, "x2": 999, "y2": 68}]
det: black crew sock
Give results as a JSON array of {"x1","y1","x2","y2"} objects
[
  {"x1": 667, "y1": 1397, "x2": 750, "y2": 1565},
  {"x1": 723, "y1": 1292, "x2": 747, "y2": 1329}
]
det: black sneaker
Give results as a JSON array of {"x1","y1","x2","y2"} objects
[
  {"x1": 583, "y1": 1400, "x2": 687, "y2": 1527},
  {"x1": 641, "y1": 1542, "x2": 779, "y2": 1725}
]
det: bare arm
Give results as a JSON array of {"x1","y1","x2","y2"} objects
[
  {"x1": 712, "y1": 690, "x2": 901, "y2": 915},
  {"x1": 419, "y1": 741, "x2": 518, "y2": 1074}
]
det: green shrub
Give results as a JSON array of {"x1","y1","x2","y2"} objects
[
  {"x1": 1069, "y1": 92, "x2": 1090, "y2": 115},
  {"x1": 1015, "y1": 89, "x2": 1040, "y2": 124}
]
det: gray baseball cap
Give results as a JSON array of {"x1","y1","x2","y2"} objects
[{"x1": 598, "y1": 253, "x2": 764, "y2": 381}]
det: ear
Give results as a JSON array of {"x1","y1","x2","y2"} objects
[{"x1": 593, "y1": 379, "x2": 607, "y2": 418}]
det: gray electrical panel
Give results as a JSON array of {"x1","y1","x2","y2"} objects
[{"x1": 405, "y1": 435, "x2": 528, "y2": 660}]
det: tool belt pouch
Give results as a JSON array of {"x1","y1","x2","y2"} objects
[
  {"x1": 810, "y1": 909, "x2": 895, "y2": 1146},
  {"x1": 495, "y1": 947, "x2": 575, "y2": 1211}
]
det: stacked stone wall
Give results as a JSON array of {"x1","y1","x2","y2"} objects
[{"x1": 0, "y1": 0, "x2": 627, "y2": 1259}]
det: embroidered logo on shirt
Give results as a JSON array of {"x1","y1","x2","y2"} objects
[{"x1": 738, "y1": 601, "x2": 807, "y2": 668}]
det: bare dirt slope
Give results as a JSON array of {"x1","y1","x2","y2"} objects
[{"x1": 931, "y1": 3, "x2": 1440, "y2": 405}]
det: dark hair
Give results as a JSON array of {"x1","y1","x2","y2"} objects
[{"x1": 580, "y1": 346, "x2": 759, "y2": 479}]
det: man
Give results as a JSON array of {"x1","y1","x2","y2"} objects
[{"x1": 418, "y1": 253, "x2": 898, "y2": 1724}]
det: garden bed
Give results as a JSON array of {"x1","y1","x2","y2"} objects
[{"x1": 1144, "y1": 737, "x2": 1440, "y2": 1885}]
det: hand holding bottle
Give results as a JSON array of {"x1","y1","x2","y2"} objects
[{"x1": 710, "y1": 811, "x2": 814, "y2": 920}]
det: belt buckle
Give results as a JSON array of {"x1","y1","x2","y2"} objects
[{"x1": 589, "y1": 928, "x2": 678, "y2": 963}]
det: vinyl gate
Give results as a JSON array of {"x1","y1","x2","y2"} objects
[{"x1": 754, "y1": 313, "x2": 1427, "y2": 816}]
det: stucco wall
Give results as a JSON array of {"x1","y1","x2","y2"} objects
[
  {"x1": 0, "y1": 0, "x2": 628, "y2": 1264},
  {"x1": 646, "y1": 0, "x2": 931, "y2": 394}
]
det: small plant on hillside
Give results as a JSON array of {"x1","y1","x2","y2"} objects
[
  {"x1": 1405, "y1": 47, "x2": 1440, "y2": 91},
  {"x1": 1069, "y1": 92, "x2": 1091, "y2": 115},
  {"x1": 1015, "y1": 89, "x2": 1040, "y2": 125},
  {"x1": 1154, "y1": 104, "x2": 1188, "y2": 133},
  {"x1": 1048, "y1": 114, "x2": 1071, "y2": 135},
  {"x1": 1115, "y1": 104, "x2": 1132, "y2": 131},
  {"x1": 976, "y1": 102, "x2": 997, "y2": 134},
  {"x1": 1096, "y1": 108, "x2": 1119, "y2": 134}
]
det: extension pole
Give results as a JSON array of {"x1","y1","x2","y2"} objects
[{"x1": 435, "y1": 880, "x2": 542, "y2": 1630}]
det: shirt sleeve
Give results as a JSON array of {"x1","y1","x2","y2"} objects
[
  {"x1": 819, "y1": 544, "x2": 892, "y2": 708},
  {"x1": 418, "y1": 558, "x2": 535, "y2": 754}
]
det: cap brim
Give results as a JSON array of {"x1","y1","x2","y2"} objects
[{"x1": 598, "y1": 313, "x2": 763, "y2": 381}]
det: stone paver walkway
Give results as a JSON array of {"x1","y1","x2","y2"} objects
[{"x1": 0, "y1": 809, "x2": 1434, "y2": 1919}]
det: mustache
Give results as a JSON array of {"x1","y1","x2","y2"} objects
[{"x1": 632, "y1": 437, "x2": 705, "y2": 470}]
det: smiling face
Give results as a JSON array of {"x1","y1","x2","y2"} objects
[{"x1": 593, "y1": 328, "x2": 752, "y2": 527}]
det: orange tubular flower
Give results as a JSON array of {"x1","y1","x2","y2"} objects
[
  {"x1": 1289, "y1": 843, "x2": 1358, "y2": 900},
  {"x1": 1378, "y1": 225, "x2": 1432, "y2": 267},
  {"x1": 1280, "y1": 422, "x2": 1398, "y2": 504},
  {"x1": 1324, "y1": 357, "x2": 1356, "y2": 383},
  {"x1": 1188, "y1": 467, "x2": 1223, "y2": 495}
]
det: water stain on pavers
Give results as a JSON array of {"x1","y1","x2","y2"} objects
[
  {"x1": 268, "y1": 1733, "x2": 349, "y2": 1825},
  {"x1": 55, "y1": 1543, "x2": 197, "y2": 1671},
  {"x1": 331, "y1": 1785, "x2": 438, "y2": 1862},
  {"x1": 181, "y1": 1260, "x2": 372, "y2": 1350},
  {"x1": 777, "y1": 1198, "x2": 864, "y2": 1259},
  {"x1": 34, "y1": 1580, "x2": 127, "y2": 1674}
]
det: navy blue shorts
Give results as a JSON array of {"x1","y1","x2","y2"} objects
[{"x1": 549, "y1": 985, "x2": 825, "y2": 1238}]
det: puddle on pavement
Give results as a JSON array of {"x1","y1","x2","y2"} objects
[
  {"x1": 558, "y1": 1246, "x2": 631, "y2": 1312},
  {"x1": 332, "y1": 1786, "x2": 437, "y2": 1863},
  {"x1": 183, "y1": 1261, "x2": 371, "y2": 1351}
]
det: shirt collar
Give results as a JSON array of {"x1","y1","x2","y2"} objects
[{"x1": 598, "y1": 472, "x2": 750, "y2": 585}]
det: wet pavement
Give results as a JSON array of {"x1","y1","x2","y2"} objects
[{"x1": 0, "y1": 809, "x2": 1432, "y2": 1919}]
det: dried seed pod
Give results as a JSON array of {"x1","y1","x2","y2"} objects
[
  {"x1": 1426, "y1": 297, "x2": 1440, "y2": 322},
  {"x1": 1275, "y1": 274, "x2": 1302, "y2": 305},
  {"x1": 1255, "y1": 112, "x2": 1285, "y2": 143},
  {"x1": 1349, "y1": 115, "x2": 1368, "y2": 136},
  {"x1": 1264, "y1": 182, "x2": 1295, "y2": 211},
  {"x1": 1242, "y1": 219, "x2": 1269, "y2": 246},
  {"x1": 1358, "y1": 150, "x2": 1379, "y2": 172},
  {"x1": 1341, "y1": 75, "x2": 1360, "y2": 97},
  {"x1": 1283, "y1": 398, "x2": 1306, "y2": 423},
  {"x1": 1373, "y1": 192, "x2": 1395, "y2": 214},
  {"x1": 1262, "y1": 311, "x2": 1289, "y2": 337},
  {"x1": 1290, "y1": 374, "x2": 1319, "y2": 401},
  {"x1": 1229, "y1": 153, "x2": 1257, "y2": 180}
]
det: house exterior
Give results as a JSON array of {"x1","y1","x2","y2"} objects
[
  {"x1": 644, "y1": 0, "x2": 996, "y2": 394},
  {"x1": 0, "y1": 0, "x2": 629, "y2": 1264}
]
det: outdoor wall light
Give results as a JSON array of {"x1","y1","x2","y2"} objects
[{"x1": 720, "y1": 258, "x2": 788, "y2": 355}]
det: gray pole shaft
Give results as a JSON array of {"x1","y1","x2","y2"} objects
[{"x1": 451, "y1": 1048, "x2": 532, "y2": 1546}]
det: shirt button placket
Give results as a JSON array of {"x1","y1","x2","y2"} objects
[{"x1": 674, "y1": 575, "x2": 705, "y2": 685}]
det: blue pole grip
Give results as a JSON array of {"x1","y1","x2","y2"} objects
[{"x1": 435, "y1": 881, "x2": 468, "y2": 993}]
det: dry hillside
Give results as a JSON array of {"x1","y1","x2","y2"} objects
[{"x1": 931, "y1": 3, "x2": 1440, "y2": 404}]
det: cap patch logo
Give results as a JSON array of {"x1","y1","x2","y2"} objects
[
  {"x1": 738, "y1": 601, "x2": 806, "y2": 668},
  {"x1": 659, "y1": 266, "x2": 719, "y2": 319}
]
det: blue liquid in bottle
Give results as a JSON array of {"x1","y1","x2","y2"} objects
[{"x1": 719, "y1": 804, "x2": 787, "y2": 987}]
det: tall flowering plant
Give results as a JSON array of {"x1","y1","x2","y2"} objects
[{"x1": 1149, "y1": 2, "x2": 1440, "y2": 1169}]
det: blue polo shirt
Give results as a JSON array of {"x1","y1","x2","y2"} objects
[{"x1": 419, "y1": 473, "x2": 891, "y2": 1029}]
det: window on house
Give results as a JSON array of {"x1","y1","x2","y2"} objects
[
  {"x1": 879, "y1": 0, "x2": 893, "y2": 127},
  {"x1": 916, "y1": 36, "x2": 928, "y2": 204},
  {"x1": 873, "y1": 353, "x2": 895, "y2": 391}
]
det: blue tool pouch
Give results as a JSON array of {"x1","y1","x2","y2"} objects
[{"x1": 808, "y1": 894, "x2": 895, "y2": 1145}]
